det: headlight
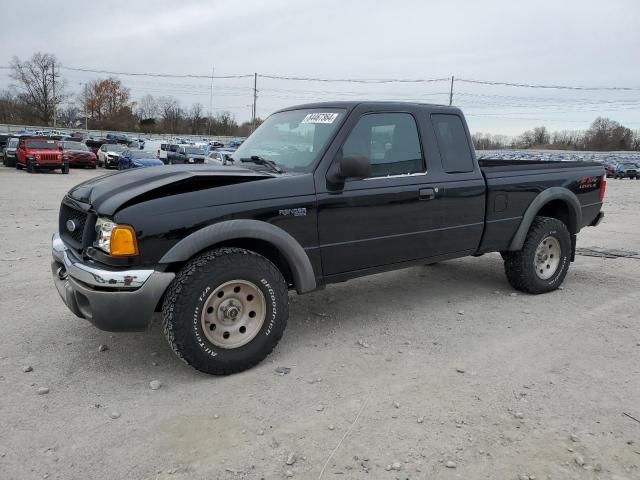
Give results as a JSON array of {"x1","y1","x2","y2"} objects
[{"x1": 94, "y1": 218, "x2": 138, "y2": 256}]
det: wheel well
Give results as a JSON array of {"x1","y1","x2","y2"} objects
[
  {"x1": 155, "y1": 238, "x2": 295, "y2": 312},
  {"x1": 218, "y1": 238, "x2": 295, "y2": 287},
  {"x1": 162, "y1": 238, "x2": 295, "y2": 288},
  {"x1": 537, "y1": 200, "x2": 575, "y2": 233}
]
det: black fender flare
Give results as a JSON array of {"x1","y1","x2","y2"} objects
[
  {"x1": 159, "y1": 219, "x2": 316, "y2": 293},
  {"x1": 508, "y1": 187, "x2": 582, "y2": 251}
]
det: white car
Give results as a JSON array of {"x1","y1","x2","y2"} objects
[
  {"x1": 97, "y1": 143, "x2": 128, "y2": 168},
  {"x1": 205, "y1": 150, "x2": 235, "y2": 166}
]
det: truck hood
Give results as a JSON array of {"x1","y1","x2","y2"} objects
[{"x1": 67, "y1": 165, "x2": 276, "y2": 216}]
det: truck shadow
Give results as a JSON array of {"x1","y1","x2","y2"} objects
[{"x1": 56, "y1": 254, "x2": 509, "y2": 383}]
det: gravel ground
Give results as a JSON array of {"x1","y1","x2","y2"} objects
[{"x1": 0, "y1": 167, "x2": 639, "y2": 480}]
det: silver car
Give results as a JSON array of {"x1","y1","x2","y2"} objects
[{"x1": 2, "y1": 137, "x2": 19, "y2": 167}]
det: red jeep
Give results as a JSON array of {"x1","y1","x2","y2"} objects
[{"x1": 16, "y1": 136, "x2": 68, "y2": 174}]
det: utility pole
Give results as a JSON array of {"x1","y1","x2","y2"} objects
[
  {"x1": 208, "y1": 65, "x2": 214, "y2": 137},
  {"x1": 449, "y1": 75, "x2": 454, "y2": 106},
  {"x1": 252, "y1": 72, "x2": 258, "y2": 132},
  {"x1": 83, "y1": 83, "x2": 88, "y2": 132},
  {"x1": 52, "y1": 63, "x2": 57, "y2": 128}
]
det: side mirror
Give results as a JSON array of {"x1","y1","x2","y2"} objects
[{"x1": 327, "y1": 154, "x2": 370, "y2": 185}]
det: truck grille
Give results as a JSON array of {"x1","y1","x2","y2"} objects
[
  {"x1": 41, "y1": 153, "x2": 59, "y2": 162},
  {"x1": 59, "y1": 202, "x2": 95, "y2": 250}
]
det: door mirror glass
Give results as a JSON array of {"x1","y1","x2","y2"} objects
[
  {"x1": 340, "y1": 154, "x2": 370, "y2": 179},
  {"x1": 328, "y1": 153, "x2": 371, "y2": 185}
]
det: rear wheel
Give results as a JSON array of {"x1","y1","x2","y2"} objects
[
  {"x1": 162, "y1": 248, "x2": 289, "y2": 375},
  {"x1": 503, "y1": 216, "x2": 571, "y2": 294}
]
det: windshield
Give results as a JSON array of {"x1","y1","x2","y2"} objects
[
  {"x1": 63, "y1": 142, "x2": 88, "y2": 151},
  {"x1": 107, "y1": 144, "x2": 127, "y2": 152},
  {"x1": 184, "y1": 146, "x2": 205, "y2": 155},
  {"x1": 26, "y1": 139, "x2": 58, "y2": 149},
  {"x1": 232, "y1": 108, "x2": 346, "y2": 172},
  {"x1": 129, "y1": 151, "x2": 156, "y2": 159},
  {"x1": 8, "y1": 138, "x2": 18, "y2": 148}
]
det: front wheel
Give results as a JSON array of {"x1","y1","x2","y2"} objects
[
  {"x1": 26, "y1": 160, "x2": 34, "y2": 173},
  {"x1": 503, "y1": 216, "x2": 571, "y2": 294},
  {"x1": 162, "y1": 247, "x2": 289, "y2": 375}
]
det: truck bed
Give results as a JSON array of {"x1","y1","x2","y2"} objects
[{"x1": 477, "y1": 158, "x2": 604, "y2": 253}]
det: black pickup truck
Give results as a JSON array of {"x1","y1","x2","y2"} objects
[
  {"x1": 51, "y1": 102, "x2": 605, "y2": 375},
  {"x1": 166, "y1": 145, "x2": 207, "y2": 165}
]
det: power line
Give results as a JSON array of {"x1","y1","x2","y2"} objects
[
  {"x1": 61, "y1": 66, "x2": 253, "y2": 80},
  {"x1": 3, "y1": 64, "x2": 639, "y2": 90},
  {"x1": 259, "y1": 74, "x2": 451, "y2": 84},
  {"x1": 456, "y1": 78, "x2": 640, "y2": 91}
]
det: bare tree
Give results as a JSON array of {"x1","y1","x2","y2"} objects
[
  {"x1": 58, "y1": 104, "x2": 81, "y2": 127},
  {"x1": 9, "y1": 52, "x2": 65, "y2": 124},
  {"x1": 136, "y1": 94, "x2": 158, "y2": 120},
  {"x1": 532, "y1": 126, "x2": 550, "y2": 145},
  {"x1": 585, "y1": 117, "x2": 633, "y2": 151},
  {"x1": 158, "y1": 96, "x2": 184, "y2": 133},
  {"x1": 189, "y1": 103, "x2": 204, "y2": 134}
]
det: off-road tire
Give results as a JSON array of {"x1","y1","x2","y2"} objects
[
  {"x1": 503, "y1": 216, "x2": 571, "y2": 294},
  {"x1": 162, "y1": 248, "x2": 289, "y2": 375},
  {"x1": 15, "y1": 161, "x2": 23, "y2": 170},
  {"x1": 26, "y1": 160, "x2": 34, "y2": 173}
]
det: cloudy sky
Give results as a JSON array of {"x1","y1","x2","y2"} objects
[{"x1": 1, "y1": 0, "x2": 639, "y2": 135}]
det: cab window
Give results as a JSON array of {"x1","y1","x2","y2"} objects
[
  {"x1": 432, "y1": 114, "x2": 474, "y2": 174},
  {"x1": 342, "y1": 113, "x2": 424, "y2": 177}
]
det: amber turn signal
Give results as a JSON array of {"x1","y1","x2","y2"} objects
[{"x1": 110, "y1": 225, "x2": 139, "y2": 256}]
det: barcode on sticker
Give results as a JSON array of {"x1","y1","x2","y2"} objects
[{"x1": 301, "y1": 113, "x2": 339, "y2": 124}]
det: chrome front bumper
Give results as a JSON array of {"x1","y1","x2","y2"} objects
[{"x1": 51, "y1": 233, "x2": 175, "y2": 331}]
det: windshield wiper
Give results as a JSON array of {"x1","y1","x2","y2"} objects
[{"x1": 239, "y1": 155, "x2": 284, "y2": 174}]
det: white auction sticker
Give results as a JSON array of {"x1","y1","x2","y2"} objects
[{"x1": 301, "y1": 112, "x2": 339, "y2": 124}]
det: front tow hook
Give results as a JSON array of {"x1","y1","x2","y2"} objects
[{"x1": 57, "y1": 266, "x2": 68, "y2": 281}]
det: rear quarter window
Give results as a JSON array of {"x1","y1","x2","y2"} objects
[{"x1": 432, "y1": 114, "x2": 474, "y2": 174}]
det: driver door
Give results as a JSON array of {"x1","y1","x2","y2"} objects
[{"x1": 316, "y1": 110, "x2": 443, "y2": 276}]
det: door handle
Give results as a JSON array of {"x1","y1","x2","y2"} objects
[{"x1": 419, "y1": 187, "x2": 436, "y2": 200}]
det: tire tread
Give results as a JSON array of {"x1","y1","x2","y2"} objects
[
  {"x1": 503, "y1": 216, "x2": 571, "y2": 294},
  {"x1": 162, "y1": 247, "x2": 288, "y2": 375}
]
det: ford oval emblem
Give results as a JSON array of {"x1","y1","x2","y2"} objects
[{"x1": 66, "y1": 219, "x2": 77, "y2": 232}]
